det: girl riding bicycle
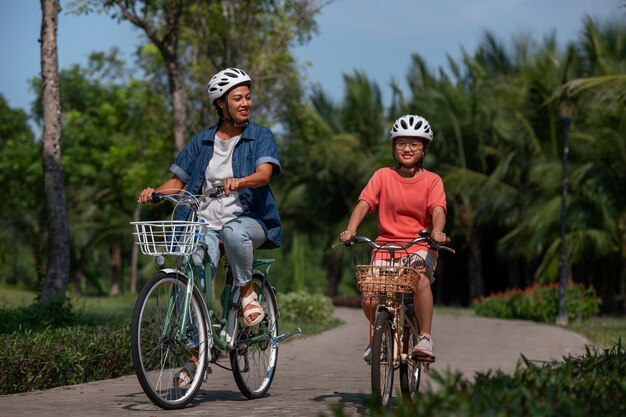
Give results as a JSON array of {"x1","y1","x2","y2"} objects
[
  {"x1": 340, "y1": 114, "x2": 447, "y2": 360},
  {"x1": 137, "y1": 67, "x2": 282, "y2": 385}
]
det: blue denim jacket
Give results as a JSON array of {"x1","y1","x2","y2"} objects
[{"x1": 170, "y1": 122, "x2": 282, "y2": 249}]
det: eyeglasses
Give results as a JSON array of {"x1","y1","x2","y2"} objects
[{"x1": 394, "y1": 141, "x2": 424, "y2": 151}]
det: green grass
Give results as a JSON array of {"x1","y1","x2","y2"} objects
[
  {"x1": 0, "y1": 286, "x2": 336, "y2": 338},
  {"x1": 569, "y1": 316, "x2": 626, "y2": 349},
  {"x1": 0, "y1": 286, "x2": 36, "y2": 308},
  {"x1": 2, "y1": 286, "x2": 623, "y2": 346}
]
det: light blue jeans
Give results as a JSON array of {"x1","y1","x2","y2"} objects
[{"x1": 203, "y1": 217, "x2": 266, "y2": 287}]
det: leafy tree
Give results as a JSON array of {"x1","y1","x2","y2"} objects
[
  {"x1": 57, "y1": 57, "x2": 172, "y2": 295},
  {"x1": 0, "y1": 96, "x2": 41, "y2": 287},
  {"x1": 69, "y1": 0, "x2": 324, "y2": 154},
  {"x1": 279, "y1": 72, "x2": 384, "y2": 296}
]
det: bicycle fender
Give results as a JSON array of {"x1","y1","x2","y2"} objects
[
  {"x1": 252, "y1": 271, "x2": 279, "y2": 315},
  {"x1": 158, "y1": 268, "x2": 189, "y2": 279}
]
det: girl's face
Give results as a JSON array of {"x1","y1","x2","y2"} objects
[
  {"x1": 218, "y1": 85, "x2": 252, "y2": 123},
  {"x1": 393, "y1": 137, "x2": 426, "y2": 166}
]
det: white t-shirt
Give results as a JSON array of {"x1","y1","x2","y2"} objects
[{"x1": 197, "y1": 135, "x2": 243, "y2": 230}]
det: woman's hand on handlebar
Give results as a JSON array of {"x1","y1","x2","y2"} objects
[
  {"x1": 137, "y1": 187, "x2": 156, "y2": 205},
  {"x1": 223, "y1": 178, "x2": 248, "y2": 195}
]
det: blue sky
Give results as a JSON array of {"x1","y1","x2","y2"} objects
[{"x1": 0, "y1": 0, "x2": 620, "y2": 114}]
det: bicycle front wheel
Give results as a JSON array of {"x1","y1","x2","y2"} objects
[
  {"x1": 230, "y1": 275, "x2": 279, "y2": 399},
  {"x1": 400, "y1": 310, "x2": 421, "y2": 399},
  {"x1": 131, "y1": 271, "x2": 209, "y2": 410},
  {"x1": 371, "y1": 309, "x2": 394, "y2": 406}
]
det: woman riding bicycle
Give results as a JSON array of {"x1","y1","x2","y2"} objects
[
  {"x1": 137, "y1": 67, "x2": 282, "y2": 383},
  {"x1": 339, "y1": 114, "x2": 447, "y2": 360}
]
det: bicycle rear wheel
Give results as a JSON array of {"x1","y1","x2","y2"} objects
[
  {"x1": 400, "y1": 309, "x2": 421, "y2": 399},
  {"x1": 131, "y1": 271, "x2": 209, "y2": 410},
  {"x1": 371, "y1": 309, "x2": 394, "y2": 406},
  {"x1": 230, "y1": 275, "x2": 279, "y2": 399}
]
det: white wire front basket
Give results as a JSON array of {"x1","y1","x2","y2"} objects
[{"x1": 131, "y1": 220, "x2": 204, "y2": 256}]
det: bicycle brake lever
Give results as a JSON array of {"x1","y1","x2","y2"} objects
[
  {"x1": 208, "y1": 187, "x2": 226, "y2": 198},
  {"x1": 208, "y1": 180, "x2": 226, "y2": 198}
]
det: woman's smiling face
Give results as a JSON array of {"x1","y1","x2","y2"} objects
[{"x1": 219, "y1": 85, "x2": 252, "y2": 123}]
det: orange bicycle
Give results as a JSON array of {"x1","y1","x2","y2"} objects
[{"x1": 338, "y1": 230, "x2": 454, "y2": 405}]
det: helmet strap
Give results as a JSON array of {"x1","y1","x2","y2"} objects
[
  {"x1": 217, "y1": 113, "x2": 249, "y2": 128},
  {"x1": 216, "y1": 96, "x2": 249, "y2": 128}
]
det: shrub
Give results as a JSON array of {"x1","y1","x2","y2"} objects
[
  {"x1": 0, "y1": 291, "x2": 338, "y2": 394},
  {"x1": 342, "y1": 340, "x2": 625, "y2": 417},
  {"x1": 277, "y1": 291, "x2": 335, "y2": 326},
  {"x1": 0, "y1": 324, "x2": 132, "y2": 395},
  {"x1": 471, "y1": 283, "x2": 601, "y2": 323}
]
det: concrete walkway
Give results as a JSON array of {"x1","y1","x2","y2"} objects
[{"x1": 0, "y1": 307, "x2": 591, "y2": 416}]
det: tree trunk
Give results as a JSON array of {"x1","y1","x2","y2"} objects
[
  {"x1": 324, "y1": 251, "x2": 342, "y2": 297},
  {"x1": 39, "y1": 0, "x2": 70, "y2": 306},
  {"x1": 112, "y1": 0, "x2": 187, "y2": 155},
  {"x1": 73, "y1": 251, "x2": 85, "y2": 295},
  {"x1": 467, "y1": 231, "x2": 484, "y2": 301},
  {"x1": 166, "y1": 57, "x2": 187, "y2": 155},
  {"x1": 109, "y1": 242, "x2": 122, "y2": 296}
]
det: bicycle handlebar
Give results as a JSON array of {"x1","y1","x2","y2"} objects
[
  {"x1": 149, "y1": 181, "x2": 228, "y2": 206},
  {"x1": 335, "y1": 229, "x2": 455, "y2": 254}
]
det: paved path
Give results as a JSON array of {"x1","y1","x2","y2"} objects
[{"x1": 0, "y1": 307, "x2": 590, "y2": 416}]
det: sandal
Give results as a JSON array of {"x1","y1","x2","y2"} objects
[
  {"x1": 241, "y1": 290, "x2": 265, "y2": 327},
  {"x1": 174, "y1": 361, "x2": 197, "y2": 387}
]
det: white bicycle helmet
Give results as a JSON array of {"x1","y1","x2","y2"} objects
[
  {"x1": 390, "y1": 115, "x2": 433, "y2": 142},
  {"x1": 207, "y1": 67, "x2": 252, "y2": 104}
]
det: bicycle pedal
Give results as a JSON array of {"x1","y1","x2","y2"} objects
[{"x1": 413, "y1": 354, "x2": 436, "y2": 363}]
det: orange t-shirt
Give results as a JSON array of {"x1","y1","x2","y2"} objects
[{"x1": 359, "y1": 167, "x2": 447, "y2": 252}]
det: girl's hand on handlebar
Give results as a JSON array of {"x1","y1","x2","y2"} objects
[
  {"x1": 339, "y1": 229, "x2": 356, "y2": 243},
  {"x1": 431, "y1": 230, "x2": 449, "y2": 245},
  {"x1": 137, "y1": 187, "x2": 156, "y2": 205}
]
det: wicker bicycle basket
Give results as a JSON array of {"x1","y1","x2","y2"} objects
[
  {"x1": 355, "y1": 264, "x2": 423, "y2": 295},
  {"x1": 131, "y1": 220, "x2": 204, "y2": 257}
]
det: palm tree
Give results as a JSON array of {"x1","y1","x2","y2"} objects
[
  {"x1": 278, "y1": 72, "x2": 385, "y2": 296},
  {"x1": 497, "y1": 16, "x2": 626, "y2": 312}
]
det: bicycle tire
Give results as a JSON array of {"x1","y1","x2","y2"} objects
[
  {"x1": 399, "y1": 309, "x2": 421, "y2": 399},
  {"x1": 230, "y1": 274, "x2": 279, "y2": 399},
  {"x1": 371, "y1": 309, "x2": 394, "y2": 406},
  {"x1": 131, "y1": 271, "x2": 209, "y2": 410}
]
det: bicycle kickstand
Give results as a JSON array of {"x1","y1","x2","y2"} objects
[{"x1": 271, "y1": 327, "x2": 303, "y2": 347}]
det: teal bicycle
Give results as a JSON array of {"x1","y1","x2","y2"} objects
[{"x1": 130, "y1": 187, "x2": 300, "y2": 409}]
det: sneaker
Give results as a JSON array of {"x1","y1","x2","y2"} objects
[
  {"x1": 363, "y1": 344, "x2": 372, "y2": 363},
  {"x1": 412, "y1": 334, "x2": 434, "y2": 357},
  {"x1": 174, "y1": 361, "x2": 197, "y2": 387}
]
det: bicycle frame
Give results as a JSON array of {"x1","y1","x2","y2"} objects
[
  {"x1": 158, "y1": 250, "x2": 278, "y2": 356},
  {"x1": 366, "y1": 288, "x2": 421, "y2": 365}
]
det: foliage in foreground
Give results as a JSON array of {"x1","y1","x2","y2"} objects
[
  {"x1": 0, "y1": 291, "x2": 337, "y2": 394},
  {"x1": 0, "y1": 324, "x2": 132, "y2": 395},
  {"x1": 471, "y1": 283, "x2": 602, "y2": 323},
  {"x1": 337, "y1": 341, "x2": 625, "y2": 417}
]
